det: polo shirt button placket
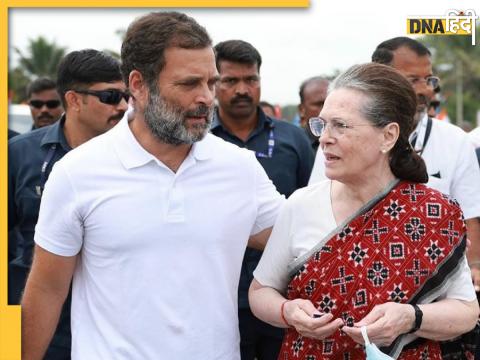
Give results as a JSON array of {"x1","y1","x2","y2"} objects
[{"x1": 166, "y1": 179, "x2": 185, "y2": 223}]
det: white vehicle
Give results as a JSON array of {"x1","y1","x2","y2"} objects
[{"x1": 9, "y1": 104, "x2": 32, "y2": 134}]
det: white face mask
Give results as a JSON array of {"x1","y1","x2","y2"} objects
[{"x1": 361, "y1": 326, "x2": 395, "y2": 360}]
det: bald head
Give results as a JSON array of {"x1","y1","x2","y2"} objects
[{"x1": 298, "y1": 77, "x2": 329, "y2": 128}]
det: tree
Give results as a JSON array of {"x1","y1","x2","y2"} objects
[
  {"x1": 420, "y1": 26, "x2": 480, "y2": 125},
  {"x1": 9, "y1": 36, "x2": 67, "y2": 103},
  {"x1": 14, "y1": 36, "x2": 67, "y2": 79},
  {"x1": 8, "y1": 68, "x2": 31, "y2": 104}
]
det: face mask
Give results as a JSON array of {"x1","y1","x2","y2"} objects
[{"x1": 361, "y1": 326, "x2": 395, "y2": 360}]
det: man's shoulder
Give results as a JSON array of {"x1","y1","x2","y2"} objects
[
  {"x1": 203, "y1": 133, "x2": 255, "y2": 158},
  {"x1": 272, "y1": 118, "x2": 300, "y2": 132},
  {"x1": 431, "y1": 118, "x2": 466, "y2": 138},
  {"x1": 271, "y1": 119, "x2": 310, "y2": 142},
  {"x1": 57, "y1": 129, "x2": 114, "y2": 170},
  {"x1": 8, "y1": 126, "x2": 49, "y2": 149},
  {"x1": 428, "y1": 118, "x2": 474, "y2": 155}
]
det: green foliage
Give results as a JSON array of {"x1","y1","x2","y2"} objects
[
  {"x1": 420, "y1": 26, "x2": 480, "y2": 125},
  {"x1": 14, "y1": 36, "x2": 67, "y2": 79},
  {"x1": 9, "y1": 36, "x2": 67, "y2": 103},
  {"x1": 8, "y1": 68, "x2": 31, "y2": 103},
  {"x1": 9, "y1": 32, "x2": 124, "y2": 103}
]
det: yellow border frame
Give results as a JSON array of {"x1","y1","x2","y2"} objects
[{"x1": 1, "y1": 1, "x2": 309, "y2": 359}]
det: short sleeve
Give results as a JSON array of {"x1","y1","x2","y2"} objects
[
  {"x1": 250, "y1": 157, "x2": 285, "y2": 235},
  {"x1": 253, "y1": 200, "x2": 294, "y2": 292},
  {"x1": 34, "y1": 161, "x2": 83, "y2": 256},
  {"x1": 440, "y1": 256, "x2": 477, "y2": 301}
]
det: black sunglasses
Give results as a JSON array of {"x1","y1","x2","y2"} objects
[
  {"x1": 74, "y1": 89, "x2": 130, "y2": 105},
  {"x1": 29, "y1": 100, "x2": 62, "y2": 109}
]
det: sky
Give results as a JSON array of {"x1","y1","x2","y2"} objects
[{"x1": 8, "y1": 0, "x2": 480, "y2": 105}]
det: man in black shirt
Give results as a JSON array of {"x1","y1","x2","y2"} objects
[{"x1": 211, "y1": 39, "x2": 314, "y2": 360}]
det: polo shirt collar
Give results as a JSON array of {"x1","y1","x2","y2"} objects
[
  {"x1": 40, "y1": 114, "x2": 71, "y2": 151},
  {"x1": 190, "y1": 134, "x2": 214, "y2": 161},
  {"x1": 257, "y1": 107, "x2": 275, "y2": 132},
  {"x1": 113, "y1": 115, "x2": 213, "y2": 170}
]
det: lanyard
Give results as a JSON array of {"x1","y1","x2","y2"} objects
[
  {"x1": 410, "y1": 116, "x2": 433, "y2": 156},
  {"x1": 255, "y1": 126, "x2": 275, "y2": 158},
  {"x1": 36, "y1": 143, "x2": 57, "y2": 196}
]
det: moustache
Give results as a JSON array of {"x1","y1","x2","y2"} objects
[
  {"x1": 37, "y1": 113, "x2": 54, "y2": 121},
  {"x1": 184, "y1": 104, "x2": 212, "y2": 118},
  {"x1": 231, "y1": 95, "x2": 253, "y2": 105},
  {"x1": 109, "y1": 112, "x2": 125, "y2": 121}
]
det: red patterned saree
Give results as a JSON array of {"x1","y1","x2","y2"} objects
[{"x1": 279, "y1": 181, "x2": 468, "y2": 360}]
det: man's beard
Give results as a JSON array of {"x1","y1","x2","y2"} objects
[{"x1": 144, "y1": 86, "x2": 213, "y2": 145}]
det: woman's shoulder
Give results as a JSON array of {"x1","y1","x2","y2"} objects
[{"x1": 289, "y1": 179, "x2": 331, "y2": 202}]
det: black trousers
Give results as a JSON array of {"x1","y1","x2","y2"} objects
[{"x1": 239, "y1": 308, "x2": 284, "y2": 360}]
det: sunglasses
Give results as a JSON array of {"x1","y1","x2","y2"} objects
[
  {"x1": 29, "y1": 100, "x2": 62, "y2": 109},
  {"x1": 74, "y1": 89, "x2": 130, "y2": 105}
]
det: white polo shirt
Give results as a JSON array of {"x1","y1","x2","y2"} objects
[
  {"x1": 35, "y1": 117, "x2": 284, "y2": 360},
  {"x1": 309, "y1": 116, "x2": 480, "y2": 219}
]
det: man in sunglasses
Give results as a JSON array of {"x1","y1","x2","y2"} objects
[
  {"x1": 9, "y1": 48, "x2": 127, "y2": 359},
  {"x1": 22, "y1": 12, "x2": 283, "y2": 360},
  {"x1": 211, "y1": 39, "x2": 313, "y2": 360},
  {"x1": 26, "y1": 77, "x2": 64, "y2": 129}
]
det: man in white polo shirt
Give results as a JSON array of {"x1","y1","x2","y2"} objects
[{"x1": 21, "y1": 12, "x2": 284, "y2": 360}]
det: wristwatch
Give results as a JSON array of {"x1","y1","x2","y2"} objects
[{"x1": 408, "y1": 304, "x2": 423, "y2": 334}]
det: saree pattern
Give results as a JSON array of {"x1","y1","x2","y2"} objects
[{"x1": 279, "y1": 181, "x2": 467, "y2": 360}]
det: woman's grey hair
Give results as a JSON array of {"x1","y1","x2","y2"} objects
[{"x1": 327, "y1": 63, "x2": 428, "y2": 183}]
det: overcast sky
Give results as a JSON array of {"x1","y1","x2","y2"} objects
[{"x1": 8, "y1": 0, "x2": 479, "y2": 105}]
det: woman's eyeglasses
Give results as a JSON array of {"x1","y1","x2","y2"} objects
[
  {"x1": 309, "y1": 117, "x2": 372, "y2": 137},
  {"x1": 73, "y1": 89, "x2": 130, "y2": 105}
]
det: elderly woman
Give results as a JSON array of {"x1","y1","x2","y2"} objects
[{"x1": 249, "y1": 63, "x2": 479, "y2": 359}]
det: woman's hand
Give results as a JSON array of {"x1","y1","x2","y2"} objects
[
  {"x1": 342, "y1": 302, "x2": 414, "y2": 346},
  {"x1": 283, "y1": 299, "x2": 344, "y2": 340}
]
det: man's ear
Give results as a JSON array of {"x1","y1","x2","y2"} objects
[
  {"x1": 298, "y1": 104, "x2": 305, "y2": 118},
  {"x1": 64, "y1": 90, "x2": 82, "y2": 112},
  {"x1": 129, "y1": 70, "x2": 149, "y2": 104},
  {"x1": 298, "y1": 104, "x2": 307, "y2": 127}
]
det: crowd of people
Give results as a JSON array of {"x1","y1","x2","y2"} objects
[{"x1": 7, "y1": 10, "x2": 480, "y2": 360}]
